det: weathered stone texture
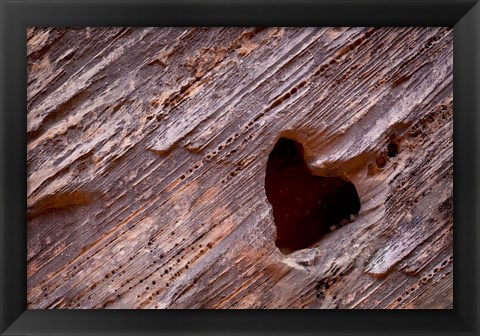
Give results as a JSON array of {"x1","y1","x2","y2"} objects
[{"x1": 27, "y1": 27, "x2": 453, "y2": 309}]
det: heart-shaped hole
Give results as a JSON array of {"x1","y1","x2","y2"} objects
[{"x1": 265, "y1": 137, "x2": 360, "y2": 254}]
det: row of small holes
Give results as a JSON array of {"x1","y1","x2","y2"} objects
[{"x1": 395, "y1": 255, "x2": 453, "y2": 304}]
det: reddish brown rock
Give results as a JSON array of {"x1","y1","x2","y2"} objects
[{"x1": 27, "y1": 27, "x2": 453, "y2": 309}]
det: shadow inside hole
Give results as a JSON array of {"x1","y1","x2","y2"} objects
[
  {"x1": 387, "y1": 143, "x2": 398, "y2": 157},
  {"x1": 265, "y1": 138, "x2": 360, "y2": 254}
]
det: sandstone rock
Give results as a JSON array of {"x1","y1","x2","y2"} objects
[{"x1": 27, "y1": 27, "x2": 453, "y2": 309}]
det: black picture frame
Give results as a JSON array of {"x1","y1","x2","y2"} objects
[{"x1": 1, "y1": 0, "x2": 479, "y2": 335}]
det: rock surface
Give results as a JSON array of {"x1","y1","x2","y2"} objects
[{"x1": 27, "y1": 27, "x2": 453, "y2": 309}]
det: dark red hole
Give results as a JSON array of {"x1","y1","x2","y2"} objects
[
  {"x1": 265, "y1": 138, "x2": 360, "y2": 254},
  {"x1": 376, "y1": 155, "x2": 387, "y2": 168}
]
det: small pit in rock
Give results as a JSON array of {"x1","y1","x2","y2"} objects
[
  {"x1": 265, "y1": 138, "x2": 360, "y2": 254},
  {"x1": 387, "y1": 143, "x2": 398, "y2": 157}
]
